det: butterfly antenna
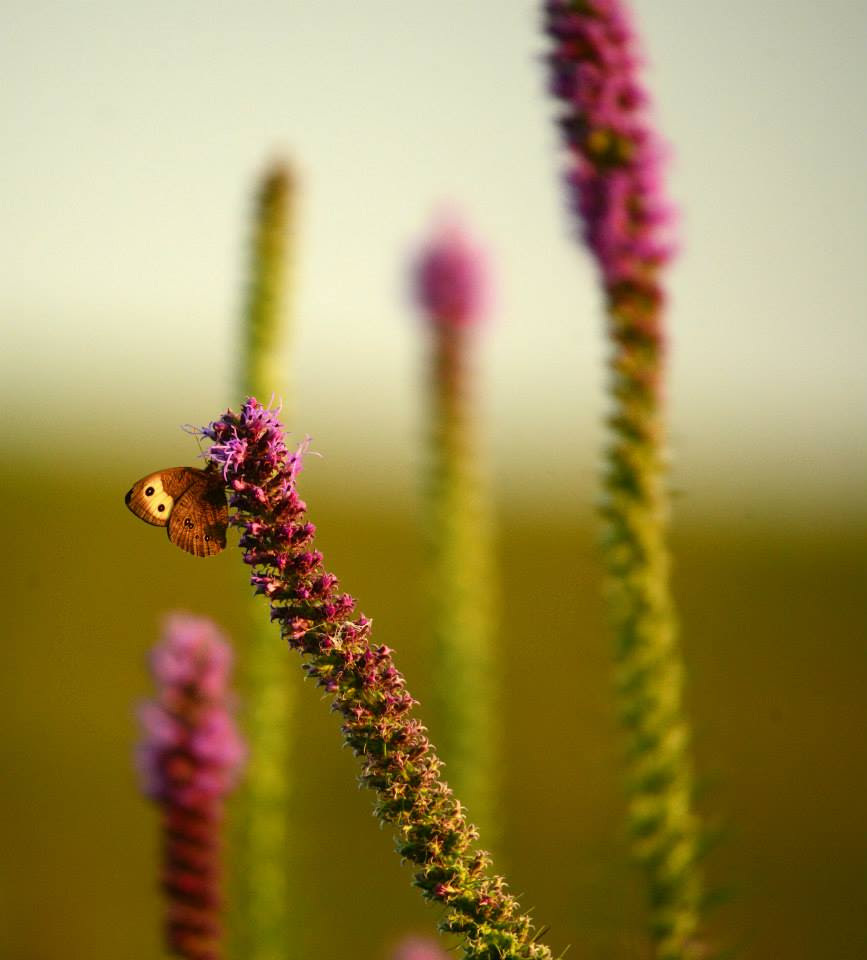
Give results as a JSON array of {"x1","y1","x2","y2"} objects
[{"x1": 180, "y1": 423, "x2": 208, "y2": 460}]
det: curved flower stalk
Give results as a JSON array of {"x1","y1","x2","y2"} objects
[
  {"x1": 138, "y1": 614, "x2": 245, "y2": 960},
  {"x1": 197, "y1": 397, "x2": 552, "y2": 960},
  {"x1": 544, "y1": 3, "x2": 705, "y2": 959},
  {"x1": 235, "y1": 159, "x2": 298, "y2": 960},
  {"x1": 414, "y1": 215, "x2": 497, "y2": 841}
]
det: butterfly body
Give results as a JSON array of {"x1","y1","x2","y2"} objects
[{"x1": 125, "y1": 467, "x2": 228, "y2": 557}]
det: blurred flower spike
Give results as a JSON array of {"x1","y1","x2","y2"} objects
[
  {"x1": 138, "y1": 614, "x2": 245, "y2": 960},
  {"x1": 392, "y1": 935, "x2": 452, "y2": 960},
  {"x1": 414, "y1": 214, "x2": 488, "y2": 329},
  {"x1": 544, "y1": 0, "x2": 676, "y2": 287}
]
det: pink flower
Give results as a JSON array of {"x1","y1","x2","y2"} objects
[
  {"x1": 414, "y1": 215, "x2": 488, "y2": 329},
  {"x1": 137, "y1": 614, "x2": 245, "y2": 960},
  {"x1": 392, "y1": 935, "x2": 451, "y2": 960},
  {"x1": 544, "y1": 0, "x2": 676, "y2": 287},
  {"x1": 391, "y1": 937, "x2": 449, "y2": 960}
]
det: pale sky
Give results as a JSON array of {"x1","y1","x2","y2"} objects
[{"x1": 2, "y1": 1, "x2": 865, "y2": 513}]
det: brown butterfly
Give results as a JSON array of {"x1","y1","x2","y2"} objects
[{"x1": 124, "y1": 467, "x2": 228, "y2": 557}]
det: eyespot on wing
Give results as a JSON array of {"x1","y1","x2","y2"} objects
[{"x1": 124, "y1": 471, "x2": 177, "y2": 527}]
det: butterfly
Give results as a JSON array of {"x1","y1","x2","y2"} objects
[{"x1": 124, "y1": 467, "x2": 228, "y2": 557}]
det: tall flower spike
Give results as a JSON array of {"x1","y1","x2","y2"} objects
[
  {"x1": 234, "y1": 159, "x2": 298, "y2": 960},
  {"x1": 198, "y1": 397, "x2": 552, "y2": 960},
  {"x1": 413, "y1": 214, "x2": 498, "y2": 842},
  {"x1": 545, "y1": 4, "x2": 707, "y2": 960},
  {"x1": 138, "y1": 614, "x2": 245, "y2": 960}
]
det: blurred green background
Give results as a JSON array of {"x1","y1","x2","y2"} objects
[
  {"x1": 3, "y1": 472, "x2": 865, "y2": 960},
  {"x1": 1, "y1": 2, "x2": 865, "y2": 959}
]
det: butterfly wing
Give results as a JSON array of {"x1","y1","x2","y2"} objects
[
  {"x1": 125, "y1": 467, "x2": 197, "y2": 527},
  {"x1": 166, "y1": 472, "x2": 228, "y2": 557}
]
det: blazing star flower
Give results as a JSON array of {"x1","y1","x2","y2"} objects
[
  {"x1": 138, "y1": 614, "x2": 245, "y2": 960},
  {"x1": 544, "y1": 0, "x2": 675, "y2": 290},
  {"x1": 414, "y1": 215, "x2": 488, "y2": 329},
  {"x1": 197, "y1": 397, "x2": 551, "y2": 960},
  {"x1": 544, "y1": 5, "x2": 706, "y2": 960}
]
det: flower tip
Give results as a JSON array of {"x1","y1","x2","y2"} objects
[
  {"x1": 262, "y1": 157, "x2": 294, "y2": 192},
  {"x1": 413, "y1": 210, "x2": 489, "y2": 330}
]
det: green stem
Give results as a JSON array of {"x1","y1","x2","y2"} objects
[
  {"x1": 232, "y1": 160, "x2": 296, "y2": 960},
  {"x1": 426, "y1": 326, "x2": 497, "y2": 842},
  {"x1": 241, "y1": 163, "x2": 294, "y2": 403},
  {"x1": 601, "y1": 279, "x2": 703, "y2": 960}
]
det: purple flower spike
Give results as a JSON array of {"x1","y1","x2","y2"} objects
[
  {"x1": 414, "y1": 214, "x2": 488, "y2": 329},
  {"x1": 197, "y1": 398, "x2": 553, "y2": 960},
  {"x1": 544, "y1": 7, "x2": 707, "y2": 959},
  {"x1": 544, "y1": 0, "x2": 676, "y2": 289},
  {"x1": 138, "y1": 614, "x2": 245, "y2": 960}
]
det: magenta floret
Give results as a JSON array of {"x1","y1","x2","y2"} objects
[
  {"x1": 544, "y1": 0, "x2": 675, "y2": 286},
  {"x1": 414, "y1": 216, "x2": 488, "y2": 329}
]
